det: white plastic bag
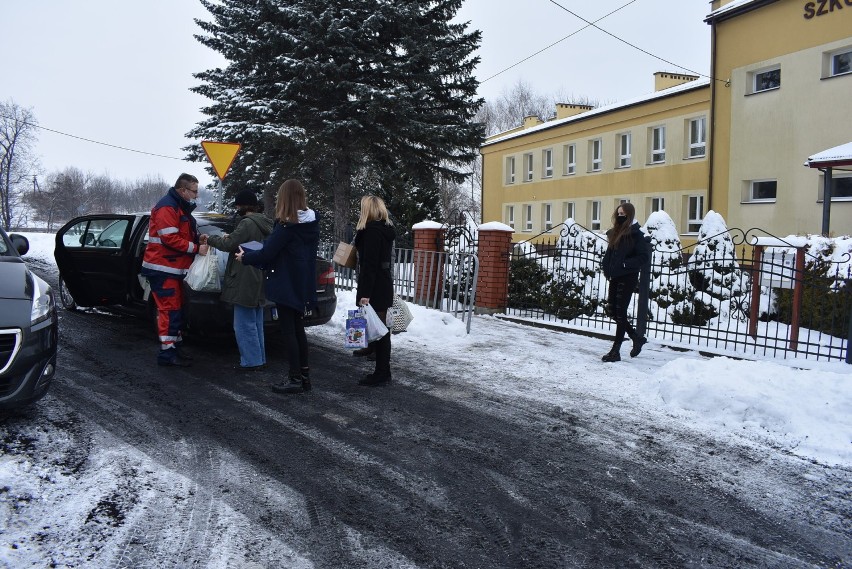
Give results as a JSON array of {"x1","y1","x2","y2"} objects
[
  {"x1": 363, "y1": 303, "x2": 389, "y2": 342},
  {"x1": 185, "y1": 247, "x2": 221, "y2": 292}
]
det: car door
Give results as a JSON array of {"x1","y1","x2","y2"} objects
[{"x1": 54, "y1": 215, "x2": 140, "y2": 306}]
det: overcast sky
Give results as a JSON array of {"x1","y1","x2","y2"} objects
[{"x1": 3, "y1": 0, "x2": 710, "y2": 191}]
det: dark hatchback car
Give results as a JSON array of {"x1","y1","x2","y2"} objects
[
  {"x1": 54, "y1": 212, "x2": 336, "y2": 334},
  {"x1": 0, "y1": 227, "x2": 58, "y2": 410}
]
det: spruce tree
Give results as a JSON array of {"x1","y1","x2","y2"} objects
[{"x1": 186, "y1": 0, "x2": 484, "y2": 239}]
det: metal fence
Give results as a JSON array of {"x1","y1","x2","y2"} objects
[
  {"x1": 506, "y1": 223, "x2": 852, "y2": 363},
  {"x1": 319, "y1": 241, "x2": 479, "y2": 333}
]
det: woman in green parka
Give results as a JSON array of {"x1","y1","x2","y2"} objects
[{"x1": 204, "y1": 190, "x2": 273, "y2": 371}]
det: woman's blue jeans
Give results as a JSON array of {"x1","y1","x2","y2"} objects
[{"x1": 233, "y1": 304, "x2": 266, "y2": 367}]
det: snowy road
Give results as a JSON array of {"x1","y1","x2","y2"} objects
[{"x1": 0, "y1": 257, "x2": 849, "y2": 568}]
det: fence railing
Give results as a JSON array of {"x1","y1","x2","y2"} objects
[
  {"x1": 506, "y1": 224, "x2": 851, "y2": 363},
  {"x1": 319, "y1": 241, "x2": 479, "y2": 333}
]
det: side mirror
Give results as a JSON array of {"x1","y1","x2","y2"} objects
[{"x1": 9, "y1": 233, "x2": 29, "y2": 256}]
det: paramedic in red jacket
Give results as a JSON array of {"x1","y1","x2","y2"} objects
[{"x1": 141, "y1": 173, "x2": 202, "y2": 367}]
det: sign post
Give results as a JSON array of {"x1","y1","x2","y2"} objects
[{"x1": 201, "y1": 141, "x2": 241, "y2": 212}]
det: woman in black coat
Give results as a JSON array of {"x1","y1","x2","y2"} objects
[
  {"x1": 237, "y1": 179, "x2": 319, "y2": 393},
  {"x1": 600, "y1": 202, "x2": 652, "y2": 362},
  {"x1": 354, "y1": 195, "x2": 396, "y2": 386}
]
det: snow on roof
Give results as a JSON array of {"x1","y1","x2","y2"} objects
[
  {"x1": 705, "y1": 0, "x2": 765, "y2": 21},
  {"x1": 483, "y1": 78, "x2": 711, "y2": 147},
  {"x1": 805, "y1": 142, "x2": 852, "y2": 167}
]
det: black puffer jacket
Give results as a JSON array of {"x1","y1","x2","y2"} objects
[
  {"x1": 601, "y1": 222, "x2": 652, "y2": 279},
  {"x1": 355, "y1": 220, "x2": 396, "y2": 312}
]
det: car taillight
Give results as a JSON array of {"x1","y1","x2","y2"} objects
[{"x1": 318, "y1": 267, "x2": 335, "y2": 287}]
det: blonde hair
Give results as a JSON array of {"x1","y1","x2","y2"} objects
[
  {"x1": 356, "y1": 195, "x2": 392, "y2": 230},
  {"x1": 274, "y1": 179, "x2": 307, "y2": 223}
]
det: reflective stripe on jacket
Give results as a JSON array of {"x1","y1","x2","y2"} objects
[{"x1": 141, "y1": 187, "x2": 199, "y2": 278}]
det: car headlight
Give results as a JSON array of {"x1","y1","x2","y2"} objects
[{"x1": 31, "y1": 276, "x2": 55, "y2": 325}]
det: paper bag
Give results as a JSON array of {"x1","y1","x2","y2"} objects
[{"x1": 333, "y1": 242, "x2": 357, "y2": 269}]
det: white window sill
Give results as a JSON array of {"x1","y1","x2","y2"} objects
[
  {"x1": 684, "y1": 154, "x2": 706, "y2": 160},
  {"x1": 742, "y1": 199, "x2": 777, "y2": 204},
  {"x1": 747, "y1": 86, "x2": 780, "y2": 95}
]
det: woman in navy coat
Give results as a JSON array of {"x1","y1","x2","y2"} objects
[
  {"x1": 600, "y1": 202, "x2": 652, "y2": 362},
  {"x1": 237, "y1": 179, "x2": 318, "y2": 393}
]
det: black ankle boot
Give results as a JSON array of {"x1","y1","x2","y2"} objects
[
  {"x1": 601, "y1": 343, "x2": 622, "y2": 362},
  {"x1": 630, "y1": 336, "x2": 647, "y2": 358},
  {"x1": 272, "y1": 374, "x2": 310, "y2": 394}
]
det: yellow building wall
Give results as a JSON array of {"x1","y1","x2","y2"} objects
[
  {"x1": 481, "y1": 86, "x2": 710, "y2": 242},
  {"x1": 710, "y1": 0, "x2": 852, "y2": 236}
]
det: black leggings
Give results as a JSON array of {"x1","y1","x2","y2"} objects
[
  {"x1": 607, "y1": 273, "x2": 639, "y2": 343},
  {"x1": 277, "y1": 304, "x2": 308, "y2": 377}
]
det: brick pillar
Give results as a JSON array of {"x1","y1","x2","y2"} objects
[
  {"x1": 475, "y1": 222, "x2": 514, "y2": 315},
  {"x1": 412, "y1": 221, "x2": 445, "y2": 308}
]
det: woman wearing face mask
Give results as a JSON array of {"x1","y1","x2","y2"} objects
[{"x1": 600, "y1": 203, "x2": 652, "y2": 362}]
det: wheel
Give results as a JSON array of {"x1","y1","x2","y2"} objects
[{"x1": 58, "y1": 275, "x2": 78, "y2": 311}]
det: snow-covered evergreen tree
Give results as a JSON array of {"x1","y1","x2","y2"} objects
[
  {"x1": 643, "y1": 210, "x2": 692, "y2": 318},
  {"x1": 187, "y1": 0, "x2": 484, "y2": 239}
]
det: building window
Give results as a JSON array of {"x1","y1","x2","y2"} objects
[
  {"x1": 542, "y1": 149, "x2": 553, "y2": 178},
  {"x1": 525, "y1": 204, "x2": 533, "y2": 231},
  {"x1": 544, "y1": 204, "x2": 553, "y2": 231},
  {"x1": 506, "y1": 157, "x2": 515, "y2": 184},
  {"x1": 618, "y1": 133, "x2": 631, "y2": 168},
  {"x1": 590, "y1": 201, "x2": 602, "y2": 231},
  {"x1": 686, "y1": 195, "x2": 704, "y2": 233},
  {"x1": 831, "y1": 48, "x2": 851, "y2": 77},
  {"x1": 649, "y1": 197, "x2": 665, "y2": 213},
  {"x1": 752, "y1": 66, "x2": 781, "y2": 93},
  {"x1": 748, "y1": 180, "x2": 777, "y2": 202},
  {"x1": 590, "y1": 139, "x2": 602, "y2": 172},
  {"x1": 563, "y1": 144, "x2": 576, "y2": 175},
  {"x1": 524, "y1": 153, "x2": 533, "y2": 182},
  {"x1": 818, "y1": 174, "x2": 852, "y2": 201},
  {"x1": 507, "y1": 206, "x2": 514, "y2": 229},
  {"x1": 564, "y1": 201, "x2": 576, "y2": 222},
  {"x1": 650, "y1": 126, "x2": 666, "y2": 163},
  {"x1": 688, "y1": 117, "x2": 706, "y2": 158}
]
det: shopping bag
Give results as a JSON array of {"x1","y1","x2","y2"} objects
[
  {"x1": 185, "y1": 247, "x2": 221, "y2": 292},
  {"x1": 333, "y1": 241, "x2": 357, "y2": 269},
  {"x1": 363, "y1": 303, "x2": 389, "y2": 342},
  {"x1": 386, "y1": 294, "x2": 414, "y2": 333},
  {"x1": 345, "y1": 309, "x2": 368, "y2": 349}
]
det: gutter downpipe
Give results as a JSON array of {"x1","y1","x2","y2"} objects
[{"x1": 707, "y1": 19, "x2": 717, "y2": 214}]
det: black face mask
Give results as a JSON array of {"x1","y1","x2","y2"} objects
[{"x1": 616, "y1": 215, "x2": 628, "y2": 225}]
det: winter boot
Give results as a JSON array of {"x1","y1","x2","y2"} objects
[
  {"x1": 601, "y1": 342, "x2": 622, "y2": 363},
  {"x1": 630, "y1": 336, "x2": 648, "y2": 358},
  {"x1": 272, "y1": 373, "x2": 310, "y2": 394}
]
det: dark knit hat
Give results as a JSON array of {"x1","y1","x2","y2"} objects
[{"x1": 233, "y1": 190, "x2": 259, "y2": 207}]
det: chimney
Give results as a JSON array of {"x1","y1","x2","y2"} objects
[
  {"x1": 523, "y1": 115, "x2": 544, "y2": 129},
  {"x1": 654, "y1": 72, "x2": 699, "y2": 91},
  {"x1": 555, "y1": 103, "x2": 594, "y2": 120}
]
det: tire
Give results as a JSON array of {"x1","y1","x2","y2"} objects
[{"x1": 58, "y1": 275, "x2": 78, "y2": 311}]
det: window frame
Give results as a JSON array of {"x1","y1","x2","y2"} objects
[
  {"x1": 688, "y1": 117, "x2": 706, "y2": 158},
  {"x1": 751, "y1": 66, "x2": 781, "y2": 94},
  {"x1": 618, "y1": 133, "x2": 631, "y2": 168},
  {"x1": 649, "y1": 197, "x2": 665, "y2": 213},
  {"x1": 542, "y1": 149, "x2": 553, "y2": 178},
  {"x1": 590, "y1": 139, "x2": 602, "y2": 172},
  {"x1": 686, "y1": 195, "x2": 704, "y2": 234},
  {"x1": 563, "y1": 144, "x2": 576, "y2": 175},
  {"x1": 507, "y1": 206, "x2": 515, "y2": 229},
  {"x1": 506, "y1": 156, "x2": 515, "y2": 184},
  {"x1": 830, "y1": 48, "x2": 852, "y2": 77},
  {"x1": 524, "y1": 153, "x2": 534, "y2": 182},
  {"x1": 544, "y1": 203, "x2": 553, "y2": 231},
  {"x1": 525, "y1": 204, "x2": 533, "y2": 232},
  {"x1": 564, "y1": 201, "x2": 576, "y2": 222},
  {"x1": 650, "y1": 126, "x2": 666, "y2": 164},
  {"x1": 590, "y1": 200, "x2": 602, "y2": 231},
  {"x1": 817, "y1": 173, "x2": 852, "y2": 202},
  {"x1": 748, "y1": 179, "x2": 778, "y2": 203}
]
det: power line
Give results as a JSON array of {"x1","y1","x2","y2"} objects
[
  {"x1": 0, "y1": 111, "x2": 186, "y2": 161},
  {"x1": 482, "y1": 0, "x2": 638, "y2": 84},
  {"x1": 544, "y1": 0, "x2": 721, "y2": 83}
]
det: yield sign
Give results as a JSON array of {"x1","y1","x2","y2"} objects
[{"x1": 201, "y1": 141, "x2": 241, "y2": 180}]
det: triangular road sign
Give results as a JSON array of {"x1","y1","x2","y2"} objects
[{"x1": 201, "y1": 141, "x2": 241, "y2": 180}]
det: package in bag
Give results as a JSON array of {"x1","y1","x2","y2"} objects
[
  {"x1": 345, "y1": 309, "x2": 368, "y2": 349},
  {"x1": 362, "y1": 303, "x2": 389, "y2": 342},
  {"x1": 185, "y1": 247, "x2": 221, "y2": 292},
  {"x1": 333, "y1": 242, "x2": 357, "y2": 269},
  {"x1": 386, "y1": 294, "x2": 414, "y2": 333}
]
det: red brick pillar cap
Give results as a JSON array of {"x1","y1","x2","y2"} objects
[
  {"x1": 412, "y1": 220, "x2": 446, "y2": 230},
  {"x1": 478, "y1": 221, "x2": 514, "y2": 232}
]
